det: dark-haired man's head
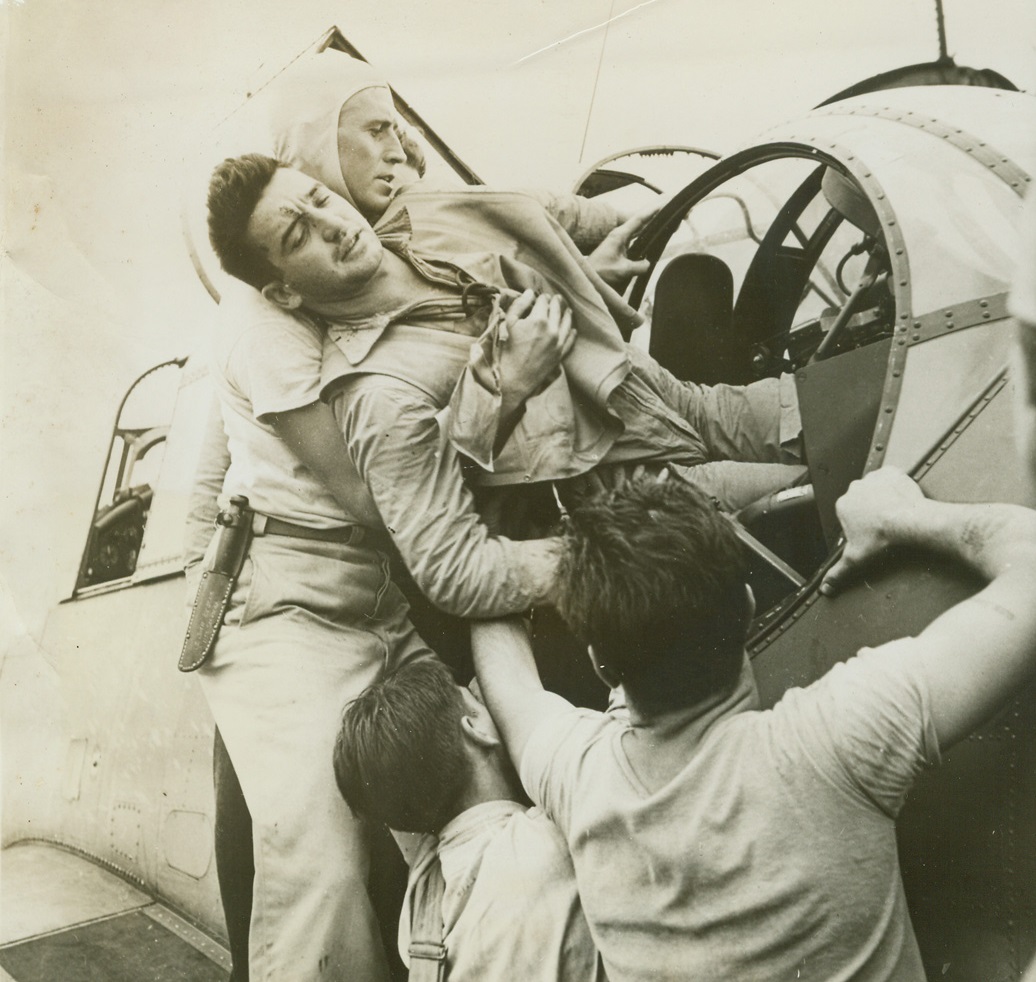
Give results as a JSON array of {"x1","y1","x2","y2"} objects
[
  {"x1": 207, "y1": 153, "x2": 282, "y2": 291},
  {"x1": 555, "y1": 477, "x2": 751, "y2": 716},
  {"x1": 333, "y1": 659, "x2": 511, "y2": 834},
  {"x1": 207, "y1": 154, "x2": 384, "y2": 308}
]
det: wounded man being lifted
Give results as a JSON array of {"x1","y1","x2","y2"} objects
[{"x1": 206, "y1": 150, "x2": 805, "y2": 617}]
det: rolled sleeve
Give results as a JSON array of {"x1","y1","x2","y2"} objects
[
  {"x1": 331, "y1": 377, "x2": 560, "y2": 617},
  {"x1": 522, "y1": 189, "x2": 620, "y2": 252}
]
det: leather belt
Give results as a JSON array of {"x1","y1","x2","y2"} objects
[{"x1": 254, "y1": 514, "x2": 368, "y2": 546}]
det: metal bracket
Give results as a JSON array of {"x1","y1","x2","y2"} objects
[{"x1": 906, "y1": 292, "x2": 1010, "y2": 347}]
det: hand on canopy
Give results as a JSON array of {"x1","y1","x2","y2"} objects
[
  {"x1": 820, "y1": 467, "x2": 926, "y2": 596},
  {"x1": 587, "y1": 202, "x2": 661, "y2": 291}
]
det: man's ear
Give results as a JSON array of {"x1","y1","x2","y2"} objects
[
  {"x1": 261, "y1": 281, "x2": 304, "y2": 311},
  {"x1": 460, "y1": 712, "x2": 500, "y2": 750},
  {"x1": 587, "y1": 644, "x2": 621, "y2": 689}
]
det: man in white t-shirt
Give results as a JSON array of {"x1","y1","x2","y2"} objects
[
  {"x1": 332, "y1": 658, "x2": 602, "y2": 982},
  {"x1": 471, "y1": 468, "x2": 1036, "y2": 982},
  {"x1": 186, "y1": 52, "x2": 626, "y2": 982}
]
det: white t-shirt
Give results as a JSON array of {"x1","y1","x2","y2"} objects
[
  {"x1": 208, "y1": 282, "x2": 358, "y2": 528},
  {"x1": 520, "y1": 643, "x2": 940, "y2": 982},
  {"x1": 400, "y1": 800, "x2": 602, "y2": 982}
]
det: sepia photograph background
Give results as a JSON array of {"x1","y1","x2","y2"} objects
[{"x1": 2, "y1": 0, "x2": 1034, "y2": 690}]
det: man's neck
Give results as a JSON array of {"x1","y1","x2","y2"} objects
[
  {"x1": 302, "y1": 251, "x2": 445, "y2": 322},
  {"x1": 621, "y1": 655, "x2": 758, "y2": 792},
  {"x1": 452, "y1": 757, "x2": 522, "y2": 818}
]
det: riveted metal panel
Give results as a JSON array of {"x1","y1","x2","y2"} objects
[
  {"x1": 907, "y1": 293, "x2": 1010, "y2": 347},
  {"x1": 813, "y1": 103, "x2": 1032, "y2": 195},
  {"x1": 884, "y1": 320, "x2": 1015, "y2": 472}
]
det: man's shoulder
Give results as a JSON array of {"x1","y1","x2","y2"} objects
[
  {"x1": 531, "y1": 705, "x2": 619, "y2": 743},
  {"x1": 216, "y1": 280, "x2": 320, "y2": 346},
  {"x1": 522, "y1": 706, "x2": 621, "y2": 782},
  {"x1": 763, "y1": 636, "x2": 938, "y2": 788},
  {"x1": 463, "y1": 803, "x2": 575, "y2": 880},
  {"x1": 784, "y1": 637, "x2": 924, "y2": 704}
]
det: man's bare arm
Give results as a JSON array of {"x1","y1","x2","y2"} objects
[
  {"x1": 471, "y1": 617, "x2": 574, "y2": 763},
  {"x1": 822, "y1": 467, "x2": 1036, "y2": 750},
  {"x1": 269, "y1": 401, "x2": 382, "y2": 527},
  {"x1": 183, "y1": 392, "x2": 232, "y2": 575}
]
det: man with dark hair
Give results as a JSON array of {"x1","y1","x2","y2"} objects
[
  {"x1": 333, "y1": 660, "x2": 470, "y2": 834},
  {"x1": 205, "y1": 152, "x2": 282, "y2": 291},
  {"x1": 554, "y1": 478, "x2": 749, "y2": 712},
  {"x1": 332, "y1": 659, "x2": 601, "y2": 982},
  {"x1": 472, "y1": 469, "x2": 1036, "y2": 982},
  {"x1": 183, "y1": 56, "x2": 586, "y2": 982},
  {"x1": 203, "y1": 154, "x2": 804, "y2": 612}
]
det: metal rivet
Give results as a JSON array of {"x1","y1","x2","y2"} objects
[
  {"x1": 875, "y1": 444, "x2": 884, "y2": 451},
  {"x1": 912, "y1": 334, "x2": 921, "y2": 341},
  {"x1": 980, "y1": 300, "x2": 989, "y2": 307},
  {"x1": 896, "y1": 249, "x2": 904, "y2": 256}
]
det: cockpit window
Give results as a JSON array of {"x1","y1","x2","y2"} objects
[
  {"x1": 636, "y1": 153, "x2": 896, "y2": 619},
  {"x1": 74, "y1": 359, "x2": 185, "y2": 593}
]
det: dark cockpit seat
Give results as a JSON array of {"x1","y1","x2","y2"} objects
[{"x1": 648, "y1": 252, "x2": 738, "y2": 384}]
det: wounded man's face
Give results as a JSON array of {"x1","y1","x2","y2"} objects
[{"x1": 246, "y1": 165, "x2": 385, "y2": 304}]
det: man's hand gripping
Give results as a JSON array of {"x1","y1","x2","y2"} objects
[
  {"x1": 587, "y1": 203, "x2": 660, "y2": 292},
  {"x1": 819, "y1": 467, "x2": 925, "y2": 597},
  {"x1": 497, "y1": 289, "x2": 575, "y2": 415}
]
